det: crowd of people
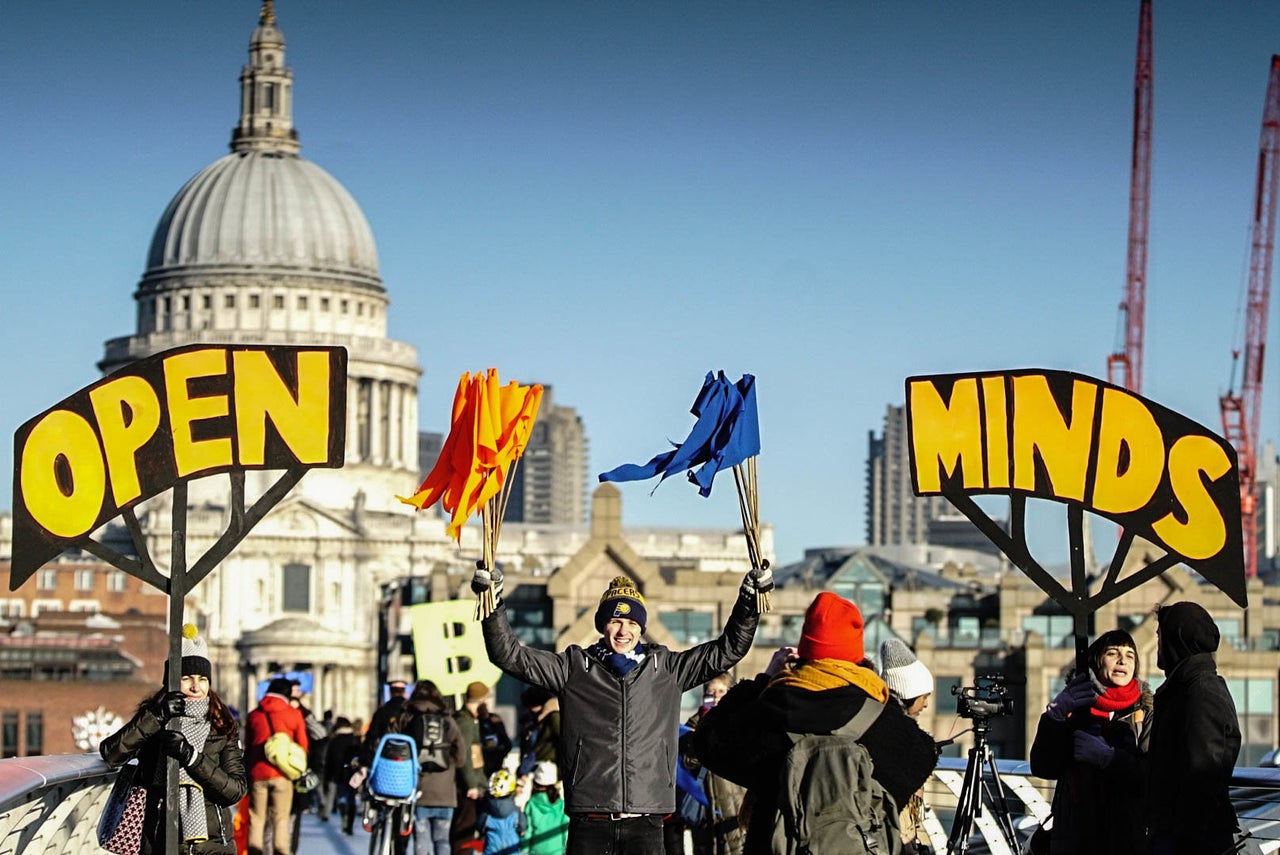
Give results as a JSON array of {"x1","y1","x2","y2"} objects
[{"x1": 94, "y1": 587, "x2": 1243, "y2": 855}]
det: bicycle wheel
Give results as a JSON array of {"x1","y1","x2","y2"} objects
[{"x1": 368, "y1": 810, "x2": 392, "y2": 855}]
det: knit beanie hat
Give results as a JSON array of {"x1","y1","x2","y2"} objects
[
  {"x1": 533, "y1": 761, "x2": 559, "y2": 787},
  {"x1": 165, "y1": 624, "x2": 211, "y2": 681},
  {"x1": 879, "y1": 638, "x2": 934, "y2": 700},
  {"x1": 594, "y1": 576, "x2": 647, "y2": 633},
  {"x1": 798, "y1": 592, "x2": 865, "y2": 662}
]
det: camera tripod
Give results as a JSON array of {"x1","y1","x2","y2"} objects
[{"x1": 945, "y1": 716, "x2": 1020, "y2": 855}]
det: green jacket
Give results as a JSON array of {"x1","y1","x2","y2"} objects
[
  {"x1": 453, "y1": 708, "x2": 487, "y2": 791},
  {"x1": 522, "y1": 790, "x2": 569, "y2": 855}
]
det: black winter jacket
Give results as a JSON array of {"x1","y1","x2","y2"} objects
[
  {"x1": 692, "y1": 669, "x2": 938, "y2": 854},
  {"x1": 100, "y1": 702, "x2": 248, "y2": 855},
  {"x1": 1147, "y1": 652, "x2": 1240, "y2": 855},
  {"x1": 482, "y1": 594, "x2": 759, "y2": 815},
  {"x1": 1028, "y1": 683, "x2": 1151, "y2": 855}
]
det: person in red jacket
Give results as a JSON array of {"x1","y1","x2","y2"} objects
[{"x1": 244, "y1": 676, "x2": 310, "y2": 855}]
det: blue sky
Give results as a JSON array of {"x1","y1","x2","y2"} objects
[{"x1": 3, "y1": 2, "x2": 1280, "y2": 568}]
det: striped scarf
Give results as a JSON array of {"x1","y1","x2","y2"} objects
[{"x1": 176, "y1": 698, "x2": 211, "y2": 842}]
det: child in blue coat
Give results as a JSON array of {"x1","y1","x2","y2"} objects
[{"x1": 477, "y1": 769, "x2": 526, "y2": 855}]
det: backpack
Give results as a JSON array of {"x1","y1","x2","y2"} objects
[
  {"x1": 262, "y1": 710, "x2": 308, "y2": 781},
  {"x1": 414, "y1": 712, "x2": 452, "y2": 773},
  {"x1": 769, "y1": 698, "x2": 901, "y2": 855}
]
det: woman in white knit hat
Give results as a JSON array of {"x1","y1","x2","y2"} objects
[
  {"x1": 100, "y1": 624, "x2": 248, "y2": 854},
  {"x1": 880, "y1": 638, "x2": 937, "y2": 855}
]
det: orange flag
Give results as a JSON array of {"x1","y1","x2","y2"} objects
[{"x1": 398, "y1": 370, "x2": 544, "y2": 541}]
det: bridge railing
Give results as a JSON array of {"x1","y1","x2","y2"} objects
[{"x1": 2, "y1": 754, "x2": 1278, "y2": 854}]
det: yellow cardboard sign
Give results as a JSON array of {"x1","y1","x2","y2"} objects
[
  {"x1": 10, "y1": 345, "x2": 347, "y2": 584},
  {"x1": 906, "y1": 369, "x2": 1244, "y2": 605},
  {"x1": 409, "y1": 599, "x2": 503, "y2": 697}
]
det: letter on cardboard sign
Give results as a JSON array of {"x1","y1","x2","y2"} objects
[
  {"x1": 89, "y1": 375, "x2": 162, "y2": 508},
  {"x1": 19, "y1": 410, "x2": 106, "y2": 539},
  {"x1": 233, "y1": 350, "x2": 331, "y2": 466},
  {"x1": 909, "y1": 378, "x2": 984, "y2": 493},
  {"x1": 165, "y1": 349, "x2": 233, "y2": 478},
  {"x1": 1011, "y1": 375, "x2": 1096, "y2": 503},
  {"x1": 1152, "y1": 435, "x2": 1233, "y2": 561}
]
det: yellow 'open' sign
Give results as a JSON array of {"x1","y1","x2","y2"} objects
[{"x1": 10, "y1": 345, "x2": 347, "y2": 583}]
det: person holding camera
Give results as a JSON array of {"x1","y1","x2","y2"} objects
[
  {"x1": 692, "y1": 592, "x2": 937, "y2": 854},
  {"x1": 880, "y1": 638, "x2": 937, "y2": 855},
  {"x1": 1029, "y1": 629, "x2": 1152, "y2": 855}
]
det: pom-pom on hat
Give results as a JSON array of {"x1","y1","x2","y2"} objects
[
  {"x1": 879, "y1": 638, "x2": 934, "y2": 700},
  {"x1": 533, "y1": 761, "x2": 559, "y2": 787},
  {"x1": 166, "y1": 623, "x2": 211, "y2": 681},
  {"x1": 594, "y1": 575, "x2": 647, "y2": 633},
  {"x1": 798, "y1": 592, "x2": 865, "y2": 663}
]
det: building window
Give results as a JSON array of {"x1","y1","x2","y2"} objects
[
  {"x1": 37, "y1": 569, "x2": 57, "y2": 591},
  {"x1": 1227, "y1": 677, "x2": 1275, "y2": 765},
  {"x1": 657, "y1": 610, "x2": 714, "y2": 646},
  {"x1": 320, "y1": 297, "x2": 330, "y2": 311},
  {"x1": 74, "y1": 569, "x2": 94, "y2": 591},
  {"x1": 1022, "y1": 615, "x2": 1076, "y2": 649},
  {"x1": 249, "y1": 294, "x2": 261, "y2": 309},
  {"x1": 264, "y1": 82, "x2": 277, "y2": 111},
  {"x1": 202, "y1": 294, "x2": 212, "y2": 309},
  {"x1": 181, "y1": 295, "x2": 191, "y2": 310},
  {"x1": 273, "y1": 294, "x2": 285, "y2": 309},
  {"x1": 1, "y1": 712, "x2": 17, "y2": 759},
  {"x1": 0, "y1": 601, "x2": 23, "y2": 618},
  {"x1": 298, "y1": 295, "x2": 308, "y2": 310},
  {"x1": 282, "y1": 563, "x2": 311, "y2": 613},
  {"x1": 162, "y1": 296, "x2": 171, "y2": 313},
  {"x1": 224, "y1": 294, "x2": 235, "y2": 309},
  {"x1": 357, "y1": 302, "x2": 365, "y2": 316},
  {"x1": 341, "y1": 299, "x2": 349, "y2": 314},
  {"x1": 107, "y1": 571, "x2": 127, "y2": 593},
  {"x1": 25, "y1": 712, "x2": 42, "y2": 757}
]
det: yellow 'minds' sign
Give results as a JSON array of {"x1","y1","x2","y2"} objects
[
  {"x1": 11, "y1": 345, "x2": 347, "y2": 583},
  {"x1": 906, "y1": 369, "x2": 1243, "y2": 599}
]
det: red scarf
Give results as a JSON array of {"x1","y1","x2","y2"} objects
[{"x1": 1090, "y1": 679, "x2": 1141, "y2": 721}]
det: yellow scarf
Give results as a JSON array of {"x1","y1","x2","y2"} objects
[{"x1": 769, "y1": 658, "x2": 890, "y2": 702}]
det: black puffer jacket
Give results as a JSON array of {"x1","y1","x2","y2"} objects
[
  {"x1": 1028, "y1": 681, "x2": 1151, "y2": 855},
  {"x1": 482, "y1": 593, "x2": 758, "y2": 815},
  {"x1": 100, "y1": 700, "x2": 248, "y2": 855},
  {"x1": 692, "y1": 666, "x2": 938, "y2": 855}
]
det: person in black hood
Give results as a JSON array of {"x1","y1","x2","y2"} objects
[
  {"x1": 1147, "y1": 601, "x2": 1241, "y2": 855},
  {"x1": 692, "y1": 592, "x2": 938, "y2": 855}
]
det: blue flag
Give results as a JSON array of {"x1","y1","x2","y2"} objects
[{"x1": 599, "y1": 371, "x2": 760, "y2": 497}]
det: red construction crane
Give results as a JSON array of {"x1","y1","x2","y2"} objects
[
  {"x1": 1220, "y1": 54, "x2": 1280, "y2": 579},
  {"x1": 1107, "y1": 0, "x2": 1153, "y2": 393}
]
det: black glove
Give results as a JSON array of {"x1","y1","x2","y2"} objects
[
  {"x1": 150, "y1": 690, "x2": 186, "y2": 722},
  {"x1": 159, "y1": 730, "x2": 196, "y2": 767},
  {"x1": 1046, "y1": 672, "x2": 1097, "y2": 722},
  {"x1": 1073, "y1": 730, "x2": 1115, "y2": 768},
  {"x1": 742, "y1": 562, "x2": 774, "y2": 596},
  {"x1": 472, "y1": 564, "x2": 505, "y2": 602}
]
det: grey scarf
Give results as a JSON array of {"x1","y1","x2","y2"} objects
[{"x1": 176, "y1": 698, "x2": 212, "y2": 842}]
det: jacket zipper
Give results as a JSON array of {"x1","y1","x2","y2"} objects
[{"x1": 620, "y1": 677, "x2": 627, "y2": 808}]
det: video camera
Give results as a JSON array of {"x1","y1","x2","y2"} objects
[{"x1": 952, "y1": 674, "x2": 1014, "y2": 720}]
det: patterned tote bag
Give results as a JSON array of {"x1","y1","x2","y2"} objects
[{"x1": 98, "y1": 762, "x2": 148, "y2": 855}]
